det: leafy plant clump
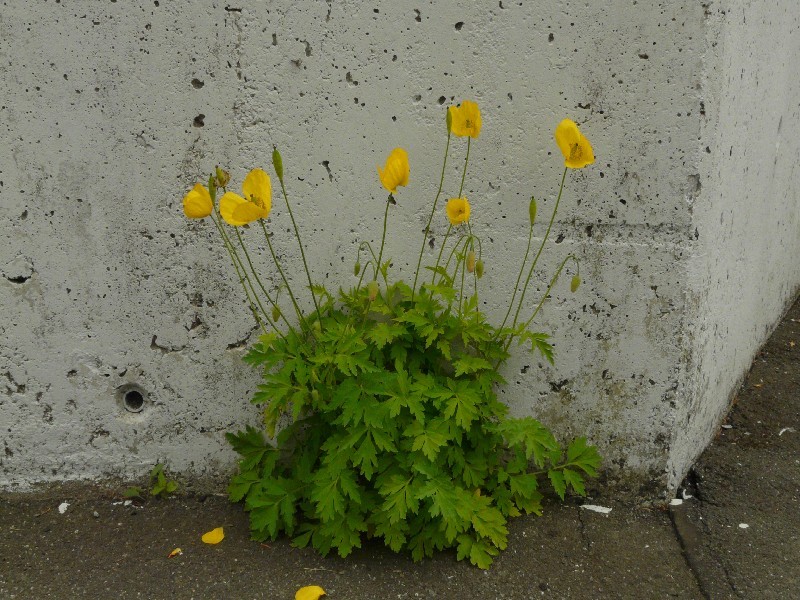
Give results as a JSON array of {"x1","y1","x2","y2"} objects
[
  {"x1": 181, "y1": 102, "x2": 601, "y2": 567},
  {"x1": 123, "y1": 463, "x2": 179, "y2": 500}
]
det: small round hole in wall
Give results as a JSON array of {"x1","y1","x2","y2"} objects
[{"x1": 117, "y1": 384, "x2": 148, "y2": 414}]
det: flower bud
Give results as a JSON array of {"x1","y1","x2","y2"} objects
[
  {"x1": 367, "y1": 281, "x2": 379, "y2": 301},
  {"x1": 570, "y1": 275, "x2": 581, "y2": 293},
  {"x1": 215, "y1": 167, "x2": 230, "y2": 188},
  {"x1": 467, "y1": 251, "x2": 476, "y2": 273},
  {"x1": 528, "y1": 196, "x2": 537, "y2": 226},
  {"x1": 475, "y1": 260, "x2": 484, "y2": 279},
  {"x1": 207, "y1": 175, "x2": 217, "y2": 202},
  {"x1": 354, "y1": 262, "x2": 361, "y2": 276},
  {"x1": 446, "y1": 106, "x2": 453, "y2": 133},
  {"x1": 311, "y1": 389, "x2": 320, "y2": 403},
  {"x1": 272, "y1": 147, "x2": 284, "y2": 184},
  {"x1": 271, "y1": 305, "x2": 281, "y2": 323}
]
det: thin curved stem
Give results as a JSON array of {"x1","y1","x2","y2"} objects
[
  {"x1": 374, "y1": 195, "x2": 392, "y2": 286},
  {"x1": 276, "y1": 176, "x2": 321, "y2": 321},
  {"x1": 519, "y1": 254, "x2": 578, "y2": 332},
  {"x1": 412, "y1": 132, "x2": 451, "y2": 300},
  {"x1": 509, "y1": 167, "x2": 568, "y2": 333},
  {"x1": 231, "y1": 227, "x2": 290, "y2": 331},
  {"x1": 457, "y1": 137, "x2": 471, "y2": 198},
  {"x1": 211, "y1": 214, "x2": 275, "y2": 336},
  {"x1": 258, "y1": 219, "x2": 306, "y2": 328},
  {"x1": 498, "y1": 221, "x2": 535, "y2": 332},
  {"x1": 430, "y1": 224, "x2": 453, "y2": 285}
]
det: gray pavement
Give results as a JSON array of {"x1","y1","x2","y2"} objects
[{"x1": 1, "y1": 298, "x2": 798, "y2": 599}]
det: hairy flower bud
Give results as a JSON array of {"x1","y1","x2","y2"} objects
[
  {"x1": 367, "y1": 281, "x2": 379, "y2": 302},
  {"x1": 354, "y1": 262, "x2": 361, "y2": 276},
  {"x1": 475, "y1": 260, "x2": 484, "y2": 279},
  {"x1": 271, "y1": 305, "x2": 281, "y2": 323},
  {"x1": 207, "y1": 175, "x2": 217, "y2": 202},
  {"x1": 467, "y1": 251, "x2": 476, "y2": 273},
  {"x1": 215, "y1": 167, "x2": 231, "y2": 188},
  {"x1": 272, "y1": 147, "x2": 284, "y2": 184},
  {"x1": 529, "y1": 196, "x2": 537, "y2": 226},
  {"x1": 570, "y1": 275, "x2": 581, "y2": 293}
]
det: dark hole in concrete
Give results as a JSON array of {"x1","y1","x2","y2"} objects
[
  {"x1": 455, "y1": 22, "x2": 464, "y2": 31},
  {"x1": 191, "y1": 78, "x2": 204, "y2": 88},
  {"x1": 124, "y1": 390, "x2": 145, "y2": 412},
  {"x1": 193, "y1": 114, "x2": 205, "y2": 127}
]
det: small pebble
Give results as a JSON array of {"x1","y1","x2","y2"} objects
[{"x1": 92, "y1": 511, "x2": 99, "y2": 518}]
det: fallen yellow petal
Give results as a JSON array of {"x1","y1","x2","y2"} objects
[
  {"x1": 201, "y1": 527, "x2": 225, "y2": 544},
  {"x1": 167, "y1": 547, "x2": 183, "y2": 558},
  {"x1": 295, "y1": 585, "x2": 326, "y2": 600}
]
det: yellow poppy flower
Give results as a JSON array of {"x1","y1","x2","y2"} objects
[
  {"x1": 446, "y1": 196, "x2": 471, "y2": 225},
  {"x1": 554, "y1": 119, "x2": 594, "y2": 169},
  {"x1": 377, "y1": 147, "x2": 409, "y2": 194},
  {"x1": 219, "y1": 168, "x2": 272, "y2": 226},
  {"x1": 182, "y1": 183, "x2": 213, "y2": 219},
  {"x1": 448, "y1": 100, "x2": 482, "y2": 138}
]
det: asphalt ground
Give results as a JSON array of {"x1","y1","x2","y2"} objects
[{"x1": 1, "y1": 297, "x2": 798, "y2": 599}]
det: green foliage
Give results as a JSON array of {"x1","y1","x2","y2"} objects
[
  {"x1": 123, "y1": 463, "x2": 180, "y2": 500},
  {"x1": 149, "y1": 463, "x2": 179, "y2": 498},
  {"x1": 228, "y1": 280, "x2": 601, "y2": 568}
]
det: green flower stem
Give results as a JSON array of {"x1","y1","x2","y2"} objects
[
  {"x1": 231, "y1": 227, "x2": 290, "y2": 330},
  {"x1": 276, "y1": 176, "x2": 321, "y2": 321},
  {"x1": 210, "y1": 214, "x2": 276, "y2": 336},
  {"x1": 355, "y1": 242, "x2": 379, "y2": 294},
  {"x1": 374, "y1": 195, "x2": 392, "y2": 286},
  {"x1": 509, "y1": 167, "x2": 568, "y2": 333},
  {"x1": 430, "y1": 224, "x2": 453, "y2": 285},
  {"x1": 412, "y1": 132, "x2": 451, "y2": 300},
  {"x1": 458, "y1": 239, "x2": 468, "y2": 317},
  {"x1": 518, "y1": 254, "x2": 578, "y2": 332},
  {"x1": 440, "y1": 232, "x2": 469, "y2": 280},
  {"x1": 457, "y1": 137, "x2": 471, "y2": 198},
  {"x1": 258, "y1": 219, "x2": 307, "y2": 329},
  {"x1": 498, "y1": 219, "x2": 535, "y2": 333}
]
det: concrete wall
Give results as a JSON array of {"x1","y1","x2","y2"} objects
[{"x1": 1, "y1": 1, "x2": 798, "y2": 495}]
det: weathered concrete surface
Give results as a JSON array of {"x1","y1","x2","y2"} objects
[
  {"x1": 671, "y1": 297, "x2": 800, "y2": 599},
  {"x1": 0, "y1": 491, "x2": 702, "y2": 599},
  {"x1": 1, "y1": 1, "x2": 799, "y2": 493}
]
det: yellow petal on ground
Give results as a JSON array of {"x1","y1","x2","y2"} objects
[
  {"x1": 377, "y1": 147, "x2": 409, "y2": 194},
  {"x1": 445, "y1": 196, "x2": 471, "y2": 225},
  {"x1": 448, "y1": 100, "x2": 482, "y2": 138},
  {"x1": 295, "y1": 585, "x2": 326, "y2": 600},
  {"x1": 242, "y1": 168, "x2": 272, "y2": 216},
  {"x1": 554, "y1": 119, "x2": 595, "y2": 169},
  {"x1": 219, "y1": 192, "x2": 250, "y2": 226},
  {"x1": 167, "y1": 547, "x2": 183, "y2": 558},
  {"x1": 182, "y1": 184, "x2": 213, "y2": 219},
  {"x1": 201, "y1": 527, "x2": 225, "y2": 544}
]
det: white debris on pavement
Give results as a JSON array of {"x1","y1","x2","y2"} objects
[
  {"x1": 739, "y1": 523, "x2": 749, "y2": 529},
  {"x1": 779, "y1": 427, "x2": 796, "y2": 436},
  {"x1": 580, "y1": 504, "x2": 612, "y2": 514},
  {"x1": 721, "y1": 424, "x2": 733, "y2": 429},
  {"x1": 58, "y1": 502, "x2": 70, "y2": 514},
  {"x1": 670, "y1": 499, "x2": 683, "y2": 506},
  {"x1": 681, "y1": 488, "x2": 694, "y2": 500}
]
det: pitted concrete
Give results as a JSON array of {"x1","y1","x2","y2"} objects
[{"x1": 1, "y1": 1, "x2": 798, "y2": 494}]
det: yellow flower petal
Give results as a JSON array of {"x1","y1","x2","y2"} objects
[
  {"x1": 167, "y1": 548, "x2": 183, "y2": 558},
  {"x1": 232, "y1": 200, "x2": 269, "y2": 225},
  {"x1": 448, "y1": 100, "x2": 482, "y2": 138},
  {"x1": 219, "y1": 192, "x2": 250, "y2": 226},
  {"x1": 242, "y1": 168, "x2": 272, "y2": 217},
  {"x1": 201, "y1": 527, "x2": 225, "y2": 545},
  {"x1": 295, "y1": 585, "x2": 326, "y2": 600},
  {"x1": 182, "y1": 184, "x2": 213, "y2": 219},
  {"x1": 554, "y1": 119, "x2": 594, "y2": 169},
  {"x1": 446, "y1": 196, "x2": 471, "y2": 225},
  {"x1": 377, "y1": 147, "x2": 409, "y2": 194}
]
